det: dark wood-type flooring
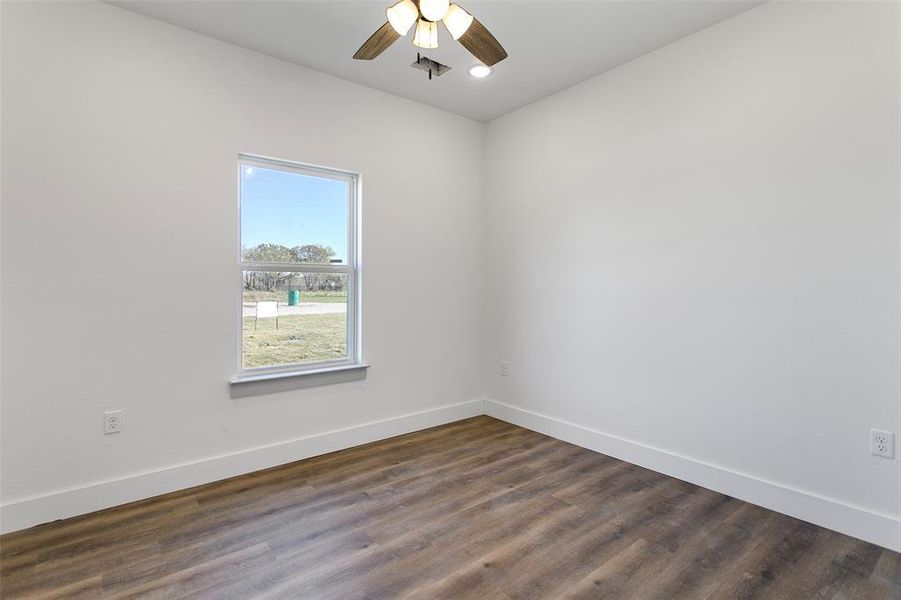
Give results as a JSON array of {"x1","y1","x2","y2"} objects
[{"x1": 1, "y1": 416, "x2": 899, "y2": 599}]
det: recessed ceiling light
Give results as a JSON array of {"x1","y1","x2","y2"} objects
[{"x1": 469, "y1": 65, "x2": 491, "y2": 78}]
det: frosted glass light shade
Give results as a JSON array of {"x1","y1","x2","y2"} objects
[
  {"x1": 442, "y1": 4, "x2": 473, "y2": 40},
  {"x1": 386, "y1": 0, "x2": 418, "y2": 35},
  {"x1": 419, "y1": 0, "x2": 450, "y2": 22},
  {"x1": 412, "y1": 19, "x2": 438, "y2": 49}
]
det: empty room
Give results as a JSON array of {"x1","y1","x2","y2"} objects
[{"x1": 1, "y1": 0, "x2": 899, "y2": 597}]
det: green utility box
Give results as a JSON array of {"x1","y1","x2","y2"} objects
[{"x1": 288, "y1": 289, "x2": 301, "y2": 306}]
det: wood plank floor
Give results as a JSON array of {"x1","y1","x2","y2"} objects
[{"x1": 1, "y1": 416, "x2": 899, "y2": 599}]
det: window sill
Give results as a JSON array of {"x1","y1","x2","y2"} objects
[{"x1": 230, "y1": 363, "x2": 369, "y2": 386}]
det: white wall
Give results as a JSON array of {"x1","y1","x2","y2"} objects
[
  {"x1": 0, "y1": 0, "x2": 485, "y2": 529},
  {"x1": 483, "y1": 0, "x2": 900, "y2": 545}
]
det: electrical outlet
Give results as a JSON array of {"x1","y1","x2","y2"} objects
[
  {"x1": 500, "y1": 361, "x2": 509, "y2": 376},
  {"x1": 104, "y1": 410, "x2": 123, "y2": 434},
  {"x1": 870, "y1": 429, "x2": 894, "y2": 459}
]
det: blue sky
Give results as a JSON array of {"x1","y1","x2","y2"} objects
[{"x1": 241, "y1": 164, "x2": 347, "y2": 261}]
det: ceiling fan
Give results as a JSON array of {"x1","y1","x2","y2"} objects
[{"x1": 353, "y1": 0, "x2": 507, "y2": 68}]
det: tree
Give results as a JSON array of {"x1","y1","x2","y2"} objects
[
  {"x1": 292, "y1": 245, "x2": 337, "y2": 291},
  {"x1": 242, "y1": 243, "x2": 295, "y2": 263},
  {"x1": 293, "y1": 244, "x2": 335, "y2": 264},
  {"x1": 242, "y1": 244, "x2": 295, "y2": 291},
  {"x1": 241, "y1": 243, "x2": 341, "y2": 292}
]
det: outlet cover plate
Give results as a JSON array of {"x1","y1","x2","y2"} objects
[
  {"x1": 104, "y1": 410, "x2": 123, "y2": 434},
  {"x1": 870, "y1": 429, "x2": 895, "y2": 459}
]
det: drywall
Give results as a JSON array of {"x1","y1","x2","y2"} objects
[
  {"x1": 483, "y1": 0, "x2": 900, "y2": 546},
  {"x1": 0, "y1": 0, "x2": 485, "y2": 530}
]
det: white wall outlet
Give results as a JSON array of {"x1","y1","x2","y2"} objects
[
  {"x1": 104, "y1": 410, "x2": 123, "y2": 434},
  {"x1": 500, "y1": 361, "x2": 509, "y2": 376},
  {"x1": 870, "y1": 429, "x2": 894, "y2": 459}
]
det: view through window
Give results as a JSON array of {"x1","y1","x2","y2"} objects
[{"x1": 239, "y1": 155, "x2": 359, "y2": 374}]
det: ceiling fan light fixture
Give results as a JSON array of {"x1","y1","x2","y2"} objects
[
  {"x1": 353, "y1": 0, "x2": 506, "y2": 67},
  {"x1": 412, "y1": 19, "x2": 439, "y2": 49},
  {"x1": 469, "y1": 64, "x2": 491, "y2": 78},
  {"x1": 442, "y1": 4, "x2": 473, "y2": 40},
  {"x1": 386, "y1": 0, "x2": 418, "y2": 35},
  {"x1": 419, "y1": 0, "x2": 450, "y2": 22}
]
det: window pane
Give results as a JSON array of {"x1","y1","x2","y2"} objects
[
  {"x1": 241, "y1": 164, "x2": 348, "y2": 264},
  {"x1": 242, "y1": 271, "x2": 348, "y2": 369}
]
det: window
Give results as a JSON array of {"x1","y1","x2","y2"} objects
[{"x1": 237, "y1": 154, "x2": 361, "y2": 379}]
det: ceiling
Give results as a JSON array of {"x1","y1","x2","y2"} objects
[{"x1": 110, "y1": 0, "x2": 764, "y2": 122}]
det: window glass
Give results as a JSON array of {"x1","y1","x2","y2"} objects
[
  {"x1": 242, "y1": 271, "x2": 348, "y2": 369},
  {"x1": 241, "y1": 164, "x2": 348, "y2": 264}
]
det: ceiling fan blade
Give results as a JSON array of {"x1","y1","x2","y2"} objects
[
  {"x1": 353, "y1": 21, "x2": 401, "y2": 60},
  {"x1": 457, "y1": 17, "x2": 507, "y2": 66}
]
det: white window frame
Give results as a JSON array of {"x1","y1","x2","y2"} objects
[{"x1": 235, "y1": 153, "x2": 362, "y2": 381}]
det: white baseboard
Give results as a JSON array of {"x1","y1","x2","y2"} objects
[
  {"x1": 484, "y1": 399, "x2": 901, "y2": 552},
  {"x1": 0, "y1": 399, "x2": 485, "y2": 534},
  {"x1": 6, "y1": 397, "x2": 898, "y2": 553}
]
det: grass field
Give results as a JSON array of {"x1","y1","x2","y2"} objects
[
  {"x1": 243, "y1": 290, "x2": 347, "y2": 304},
  {"x1": 242, "y1": 313, "x2": 346, "y2": 368}
]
